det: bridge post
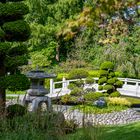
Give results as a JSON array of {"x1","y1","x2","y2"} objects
[
  {"x1": 124, "y1": 78, "x2": 128, "y2": 85},
  {"x1": 50, "y1": 79, "x2": 54, "y2": 94},
  {"x1": 62, "y1": 77, "x2": 67, "y2": 90},
  {"x1": 136, "y1": 82, "x2": 139, "y2": 96}
]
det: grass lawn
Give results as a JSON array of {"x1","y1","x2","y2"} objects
[{"x1": 60, "y1": 122, "x2": 140, "y2": 140}]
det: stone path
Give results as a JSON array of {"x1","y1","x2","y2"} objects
[{"x1": 53, "y1": 105, "x2": 140, "y2": 126}]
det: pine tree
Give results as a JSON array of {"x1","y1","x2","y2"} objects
[{"x1": 0, "y1": 0, "x2": 30, "y2": 111}]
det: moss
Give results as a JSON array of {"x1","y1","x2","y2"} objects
[{"x1": 99, "y1": 70, "x2": 108, "y2": 77}]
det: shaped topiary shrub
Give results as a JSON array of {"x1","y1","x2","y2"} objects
[{"x1": 98, "y1": 61, "x2": 123, "y2": 94}]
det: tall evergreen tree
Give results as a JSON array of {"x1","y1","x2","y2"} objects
[{"x1": 0, "y1": 0, "x2": 30, "y2": 111}]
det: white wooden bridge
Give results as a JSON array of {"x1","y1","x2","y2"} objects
[
  {"x1": 48, "y1": 77, "x2": 140, "y2": 98},
  {"x1": 7, "y1": 77, "x2": 140, "y2": 99}
]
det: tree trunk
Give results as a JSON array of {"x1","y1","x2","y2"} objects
[
  {"x1": 0, "y1": 63, "x2": 6, "y2": 113},
  {"x1": 56, "y1": 44, "x2": 60, "y2": 62}
]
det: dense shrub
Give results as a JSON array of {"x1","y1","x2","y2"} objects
[
  {"x1": 115, "y1": 80, "x2": 123, "y2": 88},
  {"x1": 107, "y1": 78, "x2": 116, "y2": 85},
  {"x1": 100, "y1": 61, "x2": 114, "y2": 70},
  {"x1": 103, "y1": 85, "x2": 114, "y2": 91},
  {"x1": 99, "y1": 70, "x2": 108, "y2": 77},
  {"x1": 6, "y1": 104, "x2": 27, "y2": 119},
  {"x1": 68, "y1": 83, "x2": 77, "y2": 90},
  {"x1": 84, "y1": 92, "x2": 103, "y2": 101},
  {"x1": 74, "y1": 80, "x2": 84, "y2": 87},
  {"x1": 88, "y1": 70, "x2": 99, "y2": 77},
  {"x1": 61, "y1": 94, "x2": 71, "y2": 104},
  {"x1": 109, "y1": 72, "x2": 115, "y2": 77},
  {"x1": 98, "y1": 77, "x2": 107, "y2": 85},
  {"x1": 85, "y1": 77, "x2": 95, "y2": 84},
  {"x1": 103, "y1": 93, "x2": 109, "y2": 97},
  {"x1": 70, "y1": 87, "x2": 83, "y2": 96},
  {"x1": 98, "y1": 85, "x2": 103, "y2": 90},
  {"x1": 110, "y1": 91, "x2": 121, "y2": 97},
  {"x1": 68, "y1": 69, "x2": 89, "y2": 79}
]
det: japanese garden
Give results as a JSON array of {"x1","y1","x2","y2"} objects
[{"x1": 0, "y1": 0, "x2": 140, "y2": 140}]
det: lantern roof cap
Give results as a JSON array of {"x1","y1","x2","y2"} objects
[{"x1": 26, "y1": 70, "x2": 56, "y2": 79}]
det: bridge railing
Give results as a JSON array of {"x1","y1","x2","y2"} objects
[{"x1": 49, "y1": 77, "x2": 140, "y2": 97}]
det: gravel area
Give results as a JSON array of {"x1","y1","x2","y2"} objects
[{"x1": 53, "y1": 105, "x2": 140, "y2": 126}]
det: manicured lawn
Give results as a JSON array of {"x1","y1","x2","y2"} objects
[{"x1": 60, "y1": 122, "x2": 140, "y2": 140}]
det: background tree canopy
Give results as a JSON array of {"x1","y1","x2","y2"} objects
[{"x1": 24, "y1": 0, "x2": 139, "y2": 77}]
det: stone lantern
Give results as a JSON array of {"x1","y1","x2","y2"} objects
[
  {"x1": 26, "y1": 70, "x2": 56, "y2": 96},
  {"x1": 22, "y1": 69, "x2": 56, "y2": 112}
]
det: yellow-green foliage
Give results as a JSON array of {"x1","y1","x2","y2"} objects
[
  {"x1": 107, "y1": 97, "x2": 131, "y2": 107},
  {"x1": 88, "y1": 70, "x2": 99, "y2": 77}
]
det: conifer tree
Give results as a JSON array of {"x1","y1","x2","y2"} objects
[{"x1": 0, "y1": 0, "x2": 30, "y2": 111}]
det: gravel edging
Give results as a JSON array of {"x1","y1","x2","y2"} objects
[{"x1": 53, "y1": 105, "x2": 140, "y2": 126}]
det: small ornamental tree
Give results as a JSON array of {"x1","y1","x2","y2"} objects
[
  {"x1": 0, "y1": 0, "x2": 30, "y2": 111},
  {"x1": 98, "y1": 61, "x2": 123, "y2": 95}
]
